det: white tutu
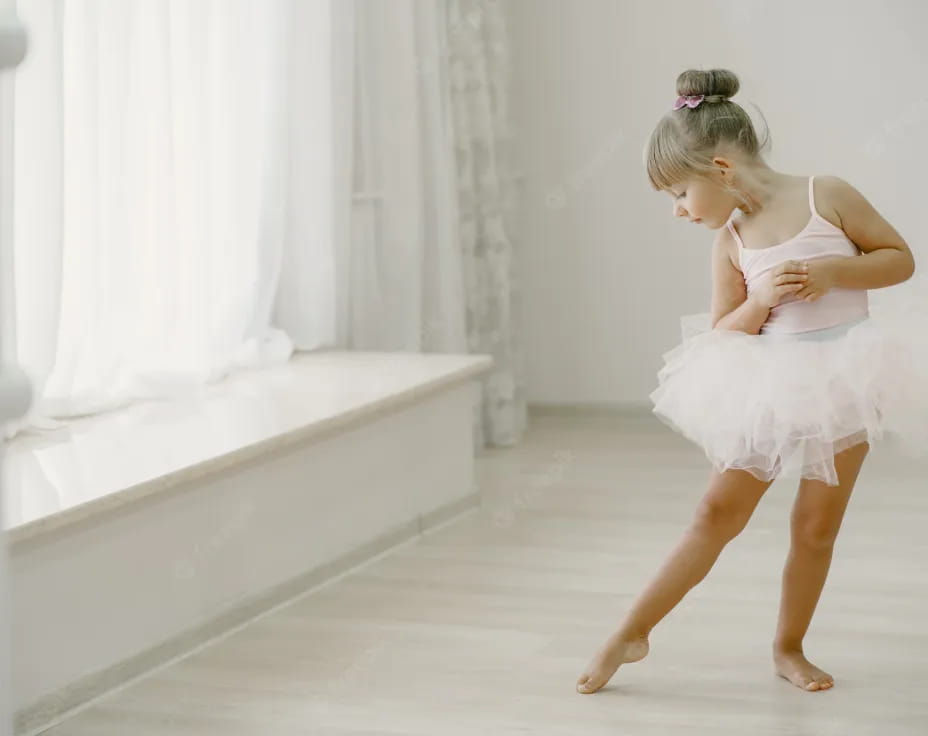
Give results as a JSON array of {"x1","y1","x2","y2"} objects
[{"x1": 650, "y1": 285, "x2": 928, "y2": 486}]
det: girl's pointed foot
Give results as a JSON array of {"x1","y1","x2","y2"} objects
[{"x1": 576, "y1": 631, "x2": 649, "y2": 694}]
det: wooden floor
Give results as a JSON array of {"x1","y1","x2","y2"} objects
[{"x1": 42, "y1": 412, "x2": 928, "y2": 735}]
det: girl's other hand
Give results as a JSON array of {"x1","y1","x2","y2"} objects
[
  {"x1": 751, "y1": 260, "x2": 809, "y2": 308},
  {"x1": 794, "y1": 259, "x2": 838, "y2": 302}
]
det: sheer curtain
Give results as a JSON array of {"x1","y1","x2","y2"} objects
[
  {"x1": 351, "y1": 0, "x2": 526, "y2": 447},
  {"x1": 4, "y1": 0, "x2": 333, "y2": 439},
  {"x1": 348, "y1": 0, "x2": 467, "y2": 353},
  {"x1": 3, "y1": 0, "x2": 525, "y2": 448},
  {"x1": 274, "y1": 0, "x2": 350, "y2": 351}
]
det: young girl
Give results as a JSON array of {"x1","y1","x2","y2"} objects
[{"x1": 576, "y1": 68, "x2": 927, "y2": 694}]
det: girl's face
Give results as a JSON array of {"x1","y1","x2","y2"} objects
[{"x1": 667, "y1": 175, "x2": 739, "y2": 230}]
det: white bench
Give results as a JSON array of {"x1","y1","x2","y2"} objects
[{"x1": 3, "y1": 350, "x2": 492, "y2": 735}]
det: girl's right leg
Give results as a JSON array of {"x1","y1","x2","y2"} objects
[{"x1": 576, "y1": 467, "x2": 775, "y2": 694}]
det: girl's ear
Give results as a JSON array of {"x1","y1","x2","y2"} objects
[{"x1": 711, "y1": 156, "x2": 734, "y2": 181}]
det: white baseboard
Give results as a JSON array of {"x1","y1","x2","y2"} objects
[{"x1": 527, "y1": 401, "x2": 653, "y2": 417}]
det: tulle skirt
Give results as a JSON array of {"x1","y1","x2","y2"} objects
[{"x1": 649, "y1": 291, "x2": 928, "y2": 486}]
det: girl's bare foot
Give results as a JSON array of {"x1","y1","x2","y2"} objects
[
  {"x1": 576, "y1": 631, "x2": 650, "y2": 694},
  {"x1": 774, "y1": 649, "x2": 834, "y2": 691}
]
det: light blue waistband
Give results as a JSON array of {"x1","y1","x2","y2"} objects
[{"x1": 762, "y1": 316, "x2": 869, "y2": 342}]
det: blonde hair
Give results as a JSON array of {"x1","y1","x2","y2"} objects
[{"x1": 645, "y1": 69, "x2": 770, "y2": 193}]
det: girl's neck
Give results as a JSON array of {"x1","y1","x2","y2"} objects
[{"x1": 732, "y1": 165, "x2": 791, "y2": 216}]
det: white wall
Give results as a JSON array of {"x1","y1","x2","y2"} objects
[{"x1": 509, "y1": 0, "x2": 928, "y2": 406}]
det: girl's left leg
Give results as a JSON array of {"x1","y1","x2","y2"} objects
[{"x1": 773, "y1": 441, "x2": 870, "y2": 691}]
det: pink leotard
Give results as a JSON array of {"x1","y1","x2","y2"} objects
[{"x1": 726, "y1": 176, "x2": 869, "y2": 335}]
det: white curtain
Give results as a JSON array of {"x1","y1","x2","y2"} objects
[
  {"x1": 3, "y1": 0, "x2": 525, "y2": 448},
  {"x1": 348, "y1": 0, "x2": 467, "y2": 353},
  {"x1": 4, "y1": 0, "x2": 338, "y2": 439},
  {"x1": 351, "y1": 0, "x2": 526, "y2": 446},
  {"x1": 275, "y1": 0, "x2": 350, "y2": 351}
]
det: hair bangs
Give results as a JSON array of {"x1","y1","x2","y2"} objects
[{"x1": 645, "y1": 120, "x2": 691, "y2": 192}]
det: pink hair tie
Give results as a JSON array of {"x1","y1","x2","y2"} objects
[
  {"x1": 673, "y1": 94, "x2": 705, "y2": 110},
  {"x1": 673, "y1": 94, "x2": 728, "y2": 110}
]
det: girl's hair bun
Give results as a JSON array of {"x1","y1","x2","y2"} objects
[
  {"x1": 676, "y1": 68, "x2": 739, "y2": 99},
  {"x1": 646, "y1": 67, "x2": 769, "y2": 192}
]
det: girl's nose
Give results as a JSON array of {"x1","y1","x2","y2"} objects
[{"x1": 673, "y1": 201, "x2": 687, "y2": 218}]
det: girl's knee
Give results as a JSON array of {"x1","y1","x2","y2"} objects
[
  {"x1": 691, "y1": 498, "x2": 750, "y2": 540},
  {"x1": 792, "y1": 517, "x2": 840, "y2": 552}
]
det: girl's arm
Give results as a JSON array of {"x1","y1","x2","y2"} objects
[
  {"x1": 710, "y1": 227, "x2": 770, "y2": 334},
  {"x1": 797, "y1": 177, "x2": 915, "y2": 299}
]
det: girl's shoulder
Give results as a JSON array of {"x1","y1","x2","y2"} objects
[
  {"x1": 811, "y1": 175, "x2": 857, "y2": 230},
  {"x1": 713, "y1": 217, "x2": 744, "y2": 272},
  {"x1": 812, "y1": 175, "x2": 911, "y2": 259}
]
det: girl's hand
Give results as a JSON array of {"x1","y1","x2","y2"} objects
[
  {"x1": 794, "y1": 259, "x2": 838, "y2": 302},
  {"x1": 750, "y1": 260, "x2": 809, "y2": 308}
]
